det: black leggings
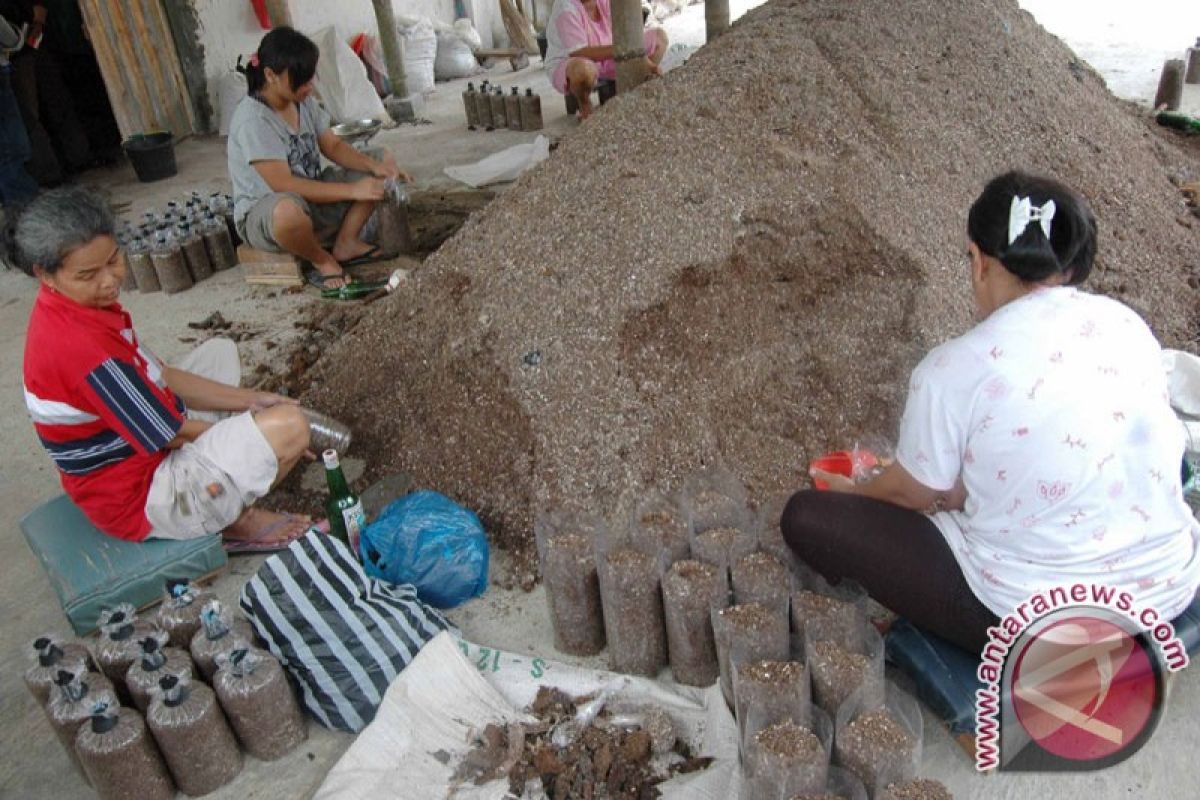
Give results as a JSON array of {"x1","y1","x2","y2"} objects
[{"x1": 781, "y1": 490, "x2": 999, "y2": 653}]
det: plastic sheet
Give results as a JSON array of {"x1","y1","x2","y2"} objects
[
  {"x1": 444, "y1": 136, "x2": 550, "y2": 188},
  {"x1": 23, "y1": 634, "x2": 94, "y2": 706},
  {"x1": 125, "y1": 631, "x2": 196, "y2": 713},
  {"x1": 156, "y1": 579, "x2": 214, "y2": 649},
  {"x1": 213, "y1": 646, "x2": 308, "y2": 761},
  {"x1": 146, "y1": 675, "x2": 242, "y2": 795},
  {"x1": 76, "y1": 693, "x2": 175, "y2": 800}
]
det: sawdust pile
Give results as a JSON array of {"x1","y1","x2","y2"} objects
[{"x1": 298, "y1": 0, "x2": 1200, "y2": 577}]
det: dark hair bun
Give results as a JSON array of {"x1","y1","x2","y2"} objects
[{"x1": 967, "y1": 171, "x2": 1097, "y2": 285}]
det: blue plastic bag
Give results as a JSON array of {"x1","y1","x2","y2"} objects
[{"x1": 359, "y1": 490, "x2": 489, "y2": 609}]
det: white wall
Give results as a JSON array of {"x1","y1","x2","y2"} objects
[{"x1": 191, "y1": 0, "x2": 487, "y2": 132}]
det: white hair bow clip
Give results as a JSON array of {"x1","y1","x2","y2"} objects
[{"x1": 1008, "y1": 195, "x2": 1056, "y2": 245}]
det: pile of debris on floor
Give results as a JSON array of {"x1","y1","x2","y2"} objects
[{"x1": 293, "y1": 0, "x2": 1200, "y2": 575}]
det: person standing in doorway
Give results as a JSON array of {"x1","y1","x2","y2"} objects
[{"x1": 0, "y1": 10, "x2": 39, "y2": 207}]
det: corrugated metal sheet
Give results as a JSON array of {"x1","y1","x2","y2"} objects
[{"x1": 78, "y1": 0, "x2": 196, "y2": 139}]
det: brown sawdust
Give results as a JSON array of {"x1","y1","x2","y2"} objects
[{"x1": 272, "y1": 0, "x2": 1200, "y2": 579}]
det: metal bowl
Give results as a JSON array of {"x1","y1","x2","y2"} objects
[{"x1": 331, "y1": 118, "x2": 383, "y2": 143}]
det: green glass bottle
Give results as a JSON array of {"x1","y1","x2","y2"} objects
[
  {"x1": 323, "y1": 449, "x2": 366, "y2": 554},
  {"x1": 320, "y1": 279, "x2": 387, "y2": 301}
]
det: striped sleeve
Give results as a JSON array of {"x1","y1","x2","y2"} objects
[{"x1": 83, "y1": 358, "x2": 185, "y2": 455}]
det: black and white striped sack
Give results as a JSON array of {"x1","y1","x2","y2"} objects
[{"x1": 239, "y1": 530, "x2": 457, "y2": 732}]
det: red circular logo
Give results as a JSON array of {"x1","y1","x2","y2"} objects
[{"x1": 1011, "y1": 615, "x2": 1159, "y2": 762}]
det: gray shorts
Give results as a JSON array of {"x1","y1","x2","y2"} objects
[{"x1": 237, "y1": 162, "x2": 373, "y2": 252}]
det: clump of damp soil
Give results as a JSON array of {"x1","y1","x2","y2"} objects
[{"x1": 451, "y1": 686, "x2": 712, "y2": 799}]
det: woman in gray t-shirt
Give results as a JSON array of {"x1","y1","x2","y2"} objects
[{"x1": 226, "y1": 27, "x2": 411, "y2": 289}]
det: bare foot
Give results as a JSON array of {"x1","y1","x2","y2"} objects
[
  {"x1": 578, "y1": 95, "x2": 594, "y2": 121},
  {"x1": 223, "y1": 507, "x2": 311, "y2": 546},
  {"x1": 312, "y1": 256, "x2": 350, "y2": 289},
  {"x1": 331, "y1": 238, "x2": 375, "y2": 263}
]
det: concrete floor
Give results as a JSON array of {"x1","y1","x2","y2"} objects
[{"x1": 2, "y1": 2, "x2": 1200, "y2": 798}]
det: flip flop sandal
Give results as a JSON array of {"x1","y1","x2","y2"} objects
[
  {"x1": 340, "y1": 245, "x2": 398, "y2": 269},
  {"x1": 223, "y1": 513, "x2": 311, "y2": 554},
  {"x1": 307, "y1": 269, "x2": 354, "y2": 289}
]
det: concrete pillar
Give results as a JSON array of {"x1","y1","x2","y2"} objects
[
  {"x1": 705, "y1": 0, "x2": 729, "y2": 41},
  {"x1": 371, "y1": 0, "x2": 409, "y2": 99},
  {"x1": 612, "y1": 0, "x2": 649, "y2": 94},
  {"x1": 264, "y1": 0, "x2": 292, "y2": 27}
]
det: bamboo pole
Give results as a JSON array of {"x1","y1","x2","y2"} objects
[
  {"x1": 370, "y1": 0, "x2": 409, "y2": 98},
  {"x1": 705, "y1": 0, "x2": 729, "y2": 41},
  {"x1": 611, "y1": 0, "x2": 648, "y2": 94},
  {"x1": 264, "y1": 0, "x2": 292, "y2": 27}
]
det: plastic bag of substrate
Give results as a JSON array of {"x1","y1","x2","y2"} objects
[
  {"x1": 24, "y1": 634, "x2": 94, "y2": 706},
  {"x1": 94, "y1": 604, "x2": 158, "y2": 696},
  {"x1": 434, "y1": 27, "x2": 481, "y2": 81},
  {"x1": 125, "y1": 630, "x2": 196, "y2": 713},
  {"x1": 156, "y1": 578, "x2": 215, "y2": 648},
  {"x1": 76, "y1": 693, "x2": 175, "y2": 800},
  {"x1": 189, "y1": 598, "x2": 255, "y2": 681},
  {"x1": 147, "y1": 675, "x2": 242, "y2": 795},
  {"x1": 214, "y1": 645, "x2": 307, "y2": 760},
  {"x1": 46, "y1": 666, "x2": 115, "y2": 786},
  {"x1": 395, "y1": 16, "x2": 437, "y2": 95}
]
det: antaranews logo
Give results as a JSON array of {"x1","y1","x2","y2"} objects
[{"x1": 975, "y1": 583, "x2": 1188, "y2": 772}]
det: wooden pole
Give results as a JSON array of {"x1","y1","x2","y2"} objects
[
  {"x1": 371, "y1": 0, "x2": 409, "y2": 98},
  {"x1": 611, "y1": 0, "x2": 648, "y2": 94},
  {"x1": 264, "y1": 0, "x2": 292, "y2": 27},
  {"x1": 705, "y1": 0, "x2": 728, "y2": 41}
]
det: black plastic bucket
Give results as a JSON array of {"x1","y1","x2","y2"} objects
[{"x1": 122, "y1": 132, "x2": 177, "y2": 183}]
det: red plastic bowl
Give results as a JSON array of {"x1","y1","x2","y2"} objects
[{"x1": 809, "y1": 450, "x2": 878, "y2": 490}]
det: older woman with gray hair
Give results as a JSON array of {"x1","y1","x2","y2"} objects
[{"x1": 19, "y1": 186, "x2": 311, "y2": 551}]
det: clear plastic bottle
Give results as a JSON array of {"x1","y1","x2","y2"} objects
[
  {"x1": 177, "y1": 223, "x2": 213, "y2": 281},
  {"x1": 462, "y1": 81, "x2": 480, "y2": 129},
  {"x1": 377, "y1": 178, "x2": 413, "y2": 254},
  {"x1": 520, "y1": 88, "x2": 544, "y2": 131},
  {"x1": 151, "y1": 227, "x2": 192, "y2": 294},
  {"x1": 475, "y1": 80, "x2": 494, "y2": 129},
  {"x1": 490, "y1": 86, "x2": 508, "y2": 129},
  {"x1": 506, "y1": 86, "x2": 522, "y2": 131},
  {"x1": 201, "y1": 213, "x2": 237, "y2": 271},
  {"x1": 126, "y1": 236, "x2": 160, "y2": 292}
]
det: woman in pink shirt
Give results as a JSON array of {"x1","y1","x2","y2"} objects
[{"x1": 544, "y1": 0, "x2": 668, "y2": 118}]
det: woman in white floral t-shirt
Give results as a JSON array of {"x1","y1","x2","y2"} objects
[{"x1": 782, "y1": 171, "x2": 1200, "y2": 652}]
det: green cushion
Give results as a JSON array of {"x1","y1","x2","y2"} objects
[{"x1": 20, "y1": 495, "x2": 228, "y2": 636}]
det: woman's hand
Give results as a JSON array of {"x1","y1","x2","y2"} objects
[
  {"x1": 809, "y1": 467, "x2": 855, "y2": 493},
  {"x1": 245, "y1": 391, "x2": 299, "y2": 413}
]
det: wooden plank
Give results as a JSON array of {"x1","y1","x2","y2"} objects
[
  {"x1": 78, "y1": 0, "x2": 195, "y2": 139},
  {"x1": 78, "y1": 0, "x2": 137, "y2": 137},
  {"x1": 109, "y1": 1, "x2": 160, "y2": 131},
  {"x1": 237, "y1": 245, "x2": 300, "y2": 265},
  {"x1": 138, "y1": 0, "x2": 197, "y2": 135},
  {"x1": 244, "y1": 261, "x2": 304, "y2": 278}
]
